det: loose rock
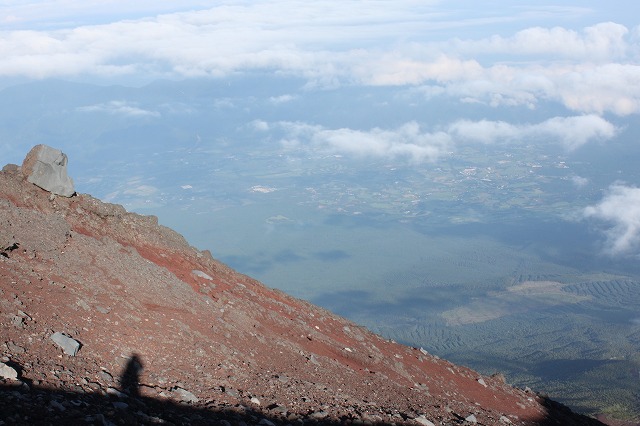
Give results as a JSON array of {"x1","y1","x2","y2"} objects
[
  {"x1": 192, "y1": 270, "x2": 213, "y2": 280},
  {"x1": 0, "y1": 362, "x2": 19, "y2": 380},
  {"x1": 10, "y1": 315, "x2": 24, "y2": 328},
  {"x1": 98, "y1": 371, "x2": 113, "y2": 382},
  {"x1": 50, "y1": 332, "x2": 81, "y2": 356},
  {"x1": 173, "y1": 387, "x2": 199, "y2": 403},
  {"x1": 414, "y1": 415, "x2": 435, "y2": 426},
  {"x1": 465, "y1": 413, "x2": 478, "y2": 423}
]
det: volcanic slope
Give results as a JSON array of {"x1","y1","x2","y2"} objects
[{"x1": 0, "y1": 163, "x2": 602, "y2": 425}]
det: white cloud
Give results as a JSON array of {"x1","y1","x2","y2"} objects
[
  {"x1": 77, "y1": 100, "x2": 159, "y2": 117},
  {"x1": 276, "y1": 121, "x2": 451, "y2": 163},
  {"x1": 123, "y1": 184, "x2": 158, "y2": 197},
  {"x1": 269, "y1": 94, "x2": 296, "y2": 104},
  {"x1": 268, "y1": 114, "x2": 616, "y2": 162},
  {"x1": 317, "y1": 123, "x2": 451, "y2": 162},
  {"x1": 449, "y1": 115, "x2": 617, "y2": 150},
  {"x1": 351, "y1": 22, "x2": 640, "y2": 115},
  {"x1": 408, "y1": 62, "x2": 640, "y2": 115},
  {"x1": 0, "y1": 3, "x2": 638, "y2": 115},
  {"x1": 555, "y1": 63, "x2": 640, "y2": 116},
  {"x1": 453, "y1": 22, "x2": 629, "y2": 61},
  {"x1": 448, "y1": 119, "x2": 520, "y2": 144},
  {"x1": 532, "y1": 115, "x2": 618, "y2": 150},
  {"x1": 361, "y1": 54, "x2": 485, "y2": 86},
  {"x1": 571, "y1": 176, "x2": 589, "y2": 188},
  {"x1": 584, "y1": 183, "x2": 640, "y2": 256},
  {"x1": 251, "y1": 120, "x2": 270, "y2": 131}
]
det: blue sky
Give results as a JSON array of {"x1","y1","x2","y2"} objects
[{"x1": 2, "y1": 0, "x2": 640, "y2": 257}]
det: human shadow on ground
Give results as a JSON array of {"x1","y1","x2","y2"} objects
[
  {"x1": 120, "y1": 353, "x2": 143, "y2": 398},
  {"x1": 0, "y1": 354, "x2": 605, "y2": 425}
]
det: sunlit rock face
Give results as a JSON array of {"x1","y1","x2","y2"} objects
[{"x1": 22, "y1": 144, "x2": 75, "y2": 197}]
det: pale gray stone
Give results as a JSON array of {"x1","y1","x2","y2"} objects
[
  {"x1": 465, "y1": 414, "x2": 478, "y2": 423},
  {"x1": 414, "y1": 415, "x2": 435, "y2": 426},
  {"x1": 309, "y1": 354, "x2": 320, "y2": 365},
  {"x1": 11, "y1": 315, "x2": 24, "y2": 328},
  {"x1": 50, "y1": 331, "x2": 81, "y2": 356},
  {"x1": 22, "y1": 144, "x2": 75, "y2": 197},
  {"x1": 173, "y1": 387, "x2": 199, "y2": 403},
  {"x1": 107, "y1": 387, "x2": 126, "y2": 398},
  {"x1": 0, "y1": 362, "x2": 18, "y2": 380},
  {"x1": 192, "y1": 270, "x2": 213, "y2": 280}
]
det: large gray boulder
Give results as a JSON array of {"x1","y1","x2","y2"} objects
[{"x1": 22, "y1": 144, "x2": 75, "y2": 197}]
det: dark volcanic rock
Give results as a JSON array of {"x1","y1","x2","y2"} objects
[{"x1": 0, "y1": 148, "x2": 604, "y2": 426}]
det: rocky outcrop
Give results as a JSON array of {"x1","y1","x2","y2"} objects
[
  {"x1": 0, "y1": 147, "x2": 604, "y2": 425},
  {"x1": 21, "y1": 144, "x2": 75, "y2": 197}
]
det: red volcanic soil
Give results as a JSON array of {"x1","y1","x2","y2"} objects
[{"x1": 0, "y1": 164, "x2": 604, "y2": 425}]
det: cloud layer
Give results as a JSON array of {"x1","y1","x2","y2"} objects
[
  {"x1": 311, "y1": 122, "x2": 452, "y2": 163},
  {"x1": 0, "y1": 2, "x2": 639, "y2": 115},
  {"x1": 583, "y1": 183, "x2": 640, "y2": 256},
  {"x1": 584, "y1": 183, "x2": 640, "y2": 256},
  {"x1": 258, "y1": 114, "x2": 617, "y2": 162},
  {"x1": 77, "y1": 101, "x2": 159, "y2": 117},
  {"x1": 449, "y1": 115, "x2": 618, "y2": 150}
]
